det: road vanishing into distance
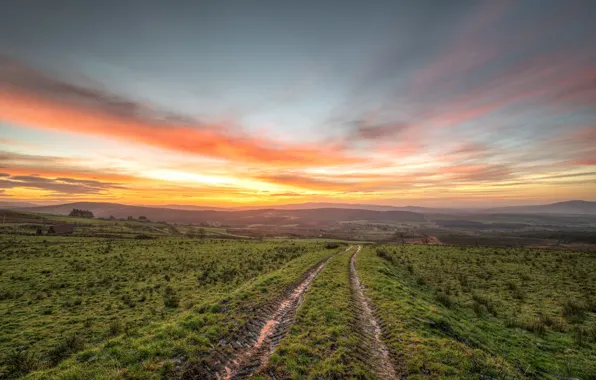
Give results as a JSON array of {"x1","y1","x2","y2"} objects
[{"x1": 198, "y1": 245, "x2": 398, "y2": 379}]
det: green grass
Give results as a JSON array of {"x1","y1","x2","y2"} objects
[
  {"x1": 0, "y1": 210, "x2": 175, "y2": 238},
  {"x1": 2, "y1": 222, "x2": 595, "y2": 379},
  {"x1": 264, "y1": 247, "x2": 374, "y2": 379},
  {"x1": 0, "y1": 235, "x2": 337, "y2": 378},
  {"x1": 357, "y1": 245, "x2": 596, "y2": 379},
  {"x1": 268, "y1": 237, "x2": 374, "y2": 244}
]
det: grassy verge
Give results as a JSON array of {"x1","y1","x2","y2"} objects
[
  {"x1": 263, "y1": 247, "x2": 374, "y2": 379},
  {"x1": 356, "y1": 245, "x2": 596, "y2": 379}
]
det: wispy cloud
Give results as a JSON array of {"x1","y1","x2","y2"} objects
[
  {"x1": 0, "y1": 57, "x2": 356, "y2": 168},
  {"x1": 0, "y1": 174, "x2": 124, "y2": 195},
  {"x1": 1, "y1": 0, "x2": 595, "y2": 206}
]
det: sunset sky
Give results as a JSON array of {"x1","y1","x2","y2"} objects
[{"x1": 0, "y1": 0, "x2": 595, "y2": 207}]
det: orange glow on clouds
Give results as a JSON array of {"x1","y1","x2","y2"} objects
[
  {"x1": 0, "y1": 55, "x2": 595, "y2": 207},
  {"x1": 0, "y1": 88, "x2": 355, "y2": 168}
]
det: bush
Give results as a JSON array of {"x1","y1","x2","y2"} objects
[
  {"x1": 3, "y1": 349, "x2": 39, "y2": 377},
  {"x1": 572, "y1": 325, "x2": 596, "y2": 345},
  {"x1": 505, "y1": 317, "x2": 547, "y2": 336},
  {"x1": 375, "y1": 248, "x2": 390, "y2": 261},
  {"x1": 472, "y1": 301, "x2": 487, "y2": 316},
  {"x1": 562, "y1": 299, "x2": 588, "y2": 321},
  {"x1": 436, "y1": 292, "x2": 454, "y2": 308},
  {"x1": 506, "y1": 280, "x2": 525, "y2": 300},
  {"x1": 163, "y1": 286, "x2": 180, "y2": 308},
  {"x1": 526, "y1": 319, "x2": 547, "y2": 336},
  {"x1": 48, "y1": 335, "x2": 85, "y2": 365},
  {"x1": 108, "y1": 320, "x2": 123, "y2": 336},
  {"x1": 472, "y1": 294, "x2": 498, "y2": 316},
  {"x1": 135, "y1": 234, "x2": 154, "y2": 240},
  {"x1": 539, "y1": 314, "x2": 567, "y2": 332}
]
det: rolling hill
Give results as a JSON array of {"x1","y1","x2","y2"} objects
[
  {"x1": 486, "y1": 200, "x2": 596, "y2": 215},
  {"x1": 0, "y1": 201, "x2": 40, "y2": 208},
  {"x1": 161, "y1": 202, "x2": 466, "y2": 213},
  {"x1": 17, "y1": 202, "x2": 426, "y2": 225}
]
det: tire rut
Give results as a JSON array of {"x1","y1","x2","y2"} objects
[
  {"x1": 216, "y1": 246, "x2": 353, "y2": 379},
  {"x1": 350, "y1": 245, "x2": 397, "y2": 380}
]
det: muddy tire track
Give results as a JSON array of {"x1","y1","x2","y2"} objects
[
  {"x1": 350, "y1": 245, "x2": 397, "y2": 379},
  {"x1": 220, "y1": 245, "x2": 352, "y2": 379},
  {"x1": 180, "y1": 246, "x2": 352, "y2": 380}
]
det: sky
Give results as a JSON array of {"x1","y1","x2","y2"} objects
[{"x1": 0, "y1": 0, "x2": 595, "y2": 207}]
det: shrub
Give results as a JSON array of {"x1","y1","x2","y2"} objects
[
  {"x1": 436, "y1": 292, "x2": 454, "y2": 308},
  {"x1": 562, "y1": 299, "x2": 588, "y2": 321},
  {"x1": 48, "y1": 335, "x2": 85, "y2": 365},
  {"x1": 472, "y1": 293, "x2": 498, "y2": 316},
  {"x1": 539, "y1": 314, "x2": 567, "y2": 332},
  {"x1": 526, "y1": 319, "x2": 547, "y2": 336},
  {"x1": 506, "y1": 317, "x2": 547, "y2": 336},
  {"x1": 108, "y1": 320, "x2": 123, "y2": 336},
  {"x1": 375, "y1": 248, "x2": 390, "y2": 261},
  {"x1": 572, "y1": 325, "x2": 596, "y2": 345},
  {"x1": 511, "y1": 287, "x2": 525, "y2": 301},
  {"x1": 135, "y1": 234, "x2": 154, "y2": 240},
  {"x1": 163, "y1": 286, "x2": 180, "y2": 308},
  {"x1": 3, "y1": 349, "x2": 39, "y2": 377},
  {"x1": 472, "y1": 301, "x2": 487, "y2": 316}
]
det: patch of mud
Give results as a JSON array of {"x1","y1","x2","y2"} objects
[
  {"x1": 350, "y1": 245, "x2": 397, "y2": 379},
  {"x1": 427, "y1": 236, "x2": 443, "y2": 245},
  {"x1": 182, "y1": 246, "x2": 351, "y2": 379}
]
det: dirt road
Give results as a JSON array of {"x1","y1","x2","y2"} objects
[
  {"x1": 350, "y1": 245, "x2": 397, "y2": 379},
  {"x1": 218, "y1": 246, "x2": 353, "y2": 379}
]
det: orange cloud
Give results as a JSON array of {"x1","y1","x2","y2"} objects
[
  {"x1": 0, "y1": 58, "x2": 355, "y2": 168},
  {"x1": 256, "y1": 171, "x2": 427, "y2": 192},
  {"x1": 0, "y1": 90, "x2": 356, "y2": 167},
  {"x1": 257, "y1": 174, "x2": 359, "y2": 191},
  {"x1": 2, "y1": 168, "x2": 140, "y2": 184},
  {"x1": 573, "y1": 160, "x2": 596, "y2": 166},
  {"x1": 0, "y1": 151, "x2": 141, "y2": 183}
]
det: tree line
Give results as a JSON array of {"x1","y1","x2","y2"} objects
[{"x1": 69, "y1": 209, "x2": 94, "y2": 218}]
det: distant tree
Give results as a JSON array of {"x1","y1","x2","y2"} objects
[
  {"x1": 69, "y1": 208, "x2": 94, "y2": 218},
  {"x1": 421, "y1": 233, "x2": 430, "y2": 245},
  {"x1": 127, "y1": 216, "x2": 134, "y2": 221},
  {"x1": 138, "y1": 216, "x2": 148, "y2": 220},
  {"x1": 109, "y1": 216, "x2": 115, "y2": 220},
  {"x1": 197, "y1": 227, "x2": 206, "y2": 240},
  {"x1": 394, "y1": 231, "x2": 405, "y2": 244}
]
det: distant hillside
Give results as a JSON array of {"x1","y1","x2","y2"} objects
[
  {"x1": 20, "y1": 202, "x2": 426, "y2": 225},
  {"x1": 0, "y1": 201, "x2": 39, "y2": 208},
  {"x1": 233, "y1": 202, "x2": 401, "y2": 211},
  {"x1": 230, "y1": 202, "x2": 463, "y2": 213},
  {"x1": 150, "y1": 204, "x2": 230, "y2": 211},
  {"x1": 152, "y1": 202, "x2": 408, "y2": 212},
  {"x1": 486, "y1": 200, "x2": 596, "y2": 215}
]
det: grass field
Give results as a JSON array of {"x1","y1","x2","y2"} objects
[
  {"x1": 0, "y1": 210, "x2": 174, "y2": 238},
  {"x1": 0, "y1": 235, "x2": 337, "y2": 378},
  {"x1": 357, "y1": 245, "x2": 596, "y2": 379},
  {"x1": 2, "y1": 214, "x2": 595, "y2": 379}
]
